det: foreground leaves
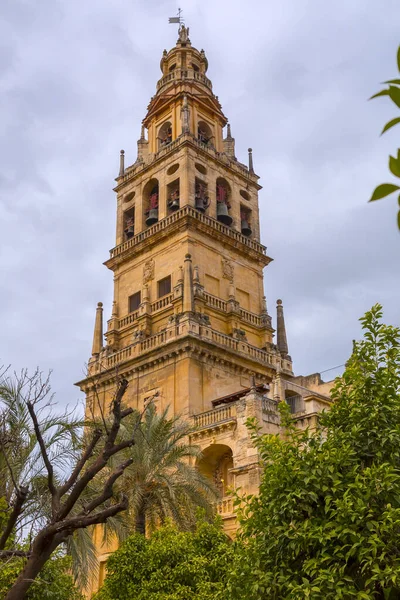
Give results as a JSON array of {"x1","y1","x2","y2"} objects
[
  {"x1": 226, "y1": 304, "x2": 400, "y2": 599},
  {"x1": 95, "y1": 518, "x2": 232, "y2": 600},
  {"x1": 369, "y1": 45, "x2": 400, "y2": 229}
]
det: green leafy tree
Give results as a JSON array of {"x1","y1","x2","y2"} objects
[
  {"x1": 94, "y1": 517, "x2": 232, "y2": 600},
  {"x1": 0, "y1": 553, "x2": 83, "y2": 600},
  {"x1": 369, "y1": 45, "x2": 400, "y2": 229},
  {"x1": 0, "y1": 370, "x2": 141, "y2": 600},
  {"x1": 227, "y1": 304, "x2": 400, "y2": 599},
  {"x1": 121, "y1": 402, "x2": 217, "y2": 534}
]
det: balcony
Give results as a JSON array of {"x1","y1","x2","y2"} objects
[
  {"x1": 108, "y1": 205, "x2": 268, "y2": 263},
  {"x1": 156, "y1": 68, "x2": 213, "y2": 92}
]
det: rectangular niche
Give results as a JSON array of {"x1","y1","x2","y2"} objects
[
  {"x1": 205, "y1": 274, "x2": 220, "y2": 297},
  {"x1": 236, "y1": 288, "x2": 250, "y2": 310}
]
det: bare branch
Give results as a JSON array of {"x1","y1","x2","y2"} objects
[
  {"x1": 26, "y1": 400, "x2": 57, "y2": 508},
  {"x1": 0, "y1": 550, "x2": 31, "y2": 559},
  {"x1": 0, "y1": 486, "x2": 29, "y2": 550},
  {"x1": 58, "y1": 428, "x2": 103, "y2": 497},
  {"x1": 83, "y1": 458, "x2": 133, "y2": 515}
]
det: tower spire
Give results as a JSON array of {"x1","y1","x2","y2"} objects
[
  {"x1": 91, "y1": 302, "x2": 104, "y2": 356},
  {"x1": 276, "y1": 299, "x2": 289, "y2": 357}
]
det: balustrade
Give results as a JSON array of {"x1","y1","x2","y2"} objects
[
  {"x1": 110, "y1": 206, "x2": 266, "y2": 260},
  {"x1": 216, "y1": 497, "x2": 234, "y2": 515},
  {"x1": 193, "y1": 404, "x2": 235, "y2": 428},
  {"x1": 151, "y1": 293, "x2": 174, "y2": 313}
]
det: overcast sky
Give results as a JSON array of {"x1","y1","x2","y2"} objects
[{"x1": 0, "y1": 0, "x2": 399, "y2": 408}]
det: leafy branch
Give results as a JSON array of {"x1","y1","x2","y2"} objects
[{"x1": 369, "y1": 45, "x2": 400, "y2": 229}]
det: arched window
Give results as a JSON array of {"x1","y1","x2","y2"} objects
[
  {"x1": 197, "y1": 120, "x2": 213, "y2": 145},
  {"x1": 216, "y1": 177, "x2": 232, "y2": 226},
  {"x1": 158, "y1": 121, "x2": 172, "y2": 148},
  {"x1": 143, "y1": 178, "x2": 159, "y2": 227}
]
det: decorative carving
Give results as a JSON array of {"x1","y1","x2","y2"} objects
[
  {"x1": 233, "y1": 328, "x2": 247, "y2": 341},
  {"x1": 221, "y1": 258, "x2": 234, "y2": 283},
  {"x1": 143, "y1": 259, "x2": 155, "y2": 284}
]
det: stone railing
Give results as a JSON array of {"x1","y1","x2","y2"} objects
[
  {"x1": 203, "y1": 292, "x2": 227, "y2": 312},
  {"x1": 109, "y1": 205, "x2": 267, "y2": 260},
  {"x1": 193, "y1": 404, "x2": 236, "y2": 429},
  {"x1": 240, "y1": 308, "x2": 264, "y2": 327},
  {"x1": 216, "y1": 497, "x2": 234, "y2": 516},
  {"x1": 262, "y1": 397, "x2": 279, "y2": 414},
  {"x1": 118, "y1": 311, "x2": 139, "y2": 329},
  {"x1": 103, "y1": 321, "x2": 275, "y2": 370},
  {"x1": 210, "y1": 330, "x2": 274, "y2": 365},
  {"x1": 156, "y1": 68, "x2": 213, "y2": 92},
  {"x1": 151, "y1": 293, "x2": 174, "y2": 313}
]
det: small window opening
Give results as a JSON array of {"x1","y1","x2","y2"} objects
[
  {"x1": 216, "y1": 178, "x2": 232, "y2": 226},
  {"x1": 197, "y1": 120, "x2": 213, "y2": 145},
  {"x1": 123, "y1": 207, "x2": 135, "y2": 239},
  {"x1": 158, "y1": 276, "x2": 171, "y2": 298},
  {"x1": 240, "y1": 206, "x2": 252, "y2": 237},
  {"x1": 158, "y1": 121, "x2": 172, "y2": 148},
  {"x1": 194, "y1": 178, "x2": 209, "y2": 213},
  {"x1": 144, "y1": 179, "x2": 159, "y2": 227},
  {"x1": 128, "y1": 291, "x2": 141, "y2": 313},
  {"x1": 167, "y1": 179, "x2": 180, "y2": 212},
  {"x1": 192, "y1": 63, "x2": 200, "y2": 72}
]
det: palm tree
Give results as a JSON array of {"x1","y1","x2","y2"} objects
[{"x1": 121, "y1": 402, "x2": 217, "y2": 535}]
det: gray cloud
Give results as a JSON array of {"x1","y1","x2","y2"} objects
[{"x1": 0, "y1": 0, "x2": 398, "y2": 407}]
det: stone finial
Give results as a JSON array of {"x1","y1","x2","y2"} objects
[
  {"x1": 91, "y1": 302, "x2": 103, "y2": 356},
  {"x1": 262, "y1": 295, "x2": 268, "y2": 314},
  {"x1": 223, "y1": 124, "x2": 235, "y2": 158},
  {"x1": 111, "y1": 300, "x2": 118, "y2": 317},
  {"x1": 140, "y1": 125, "x2": 146, "y2": 140},
  {"x1": 119, "y1": 150, "x2": 125, "y2": 177},
  {"x1": 193, "y1": 265, "x2": 200, "y2": 284},
  {"x1": 248, "y1": 148, "x2": 254, "y2": 173},
  {"x1": 276, "y1": 299, "x2": 289, "y2": 357}
]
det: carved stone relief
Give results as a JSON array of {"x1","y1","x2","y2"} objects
[
  {"x1": 221, "y1": 258, "x2": 234, "y2": 283},
  {"x1": 143, "y1": 259, "x2": 155, "y2": 284}
]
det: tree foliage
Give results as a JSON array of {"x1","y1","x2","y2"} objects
[
  {"x1": 369, "y1": 45, "x2": 400, "y2": 229},
  {"x1": 94, "y1": 518, "x2": 232, "y2": 600},
  {"x1": 227, "y1": 304, "x2": 400, "y2": 599},
  {"x1": 0, "y1": 553, "x2": 84, "y2": 600},
  {"x1": 121, "y1": 402, "x2": 217, "y2": 535}
]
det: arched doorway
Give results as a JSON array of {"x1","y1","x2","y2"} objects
[{"x1": 198, "y1": 444, "x2": 234, "y2": 497}]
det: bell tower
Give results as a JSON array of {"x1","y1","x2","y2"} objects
[{"x1": 77, "y1": 25, "x2": 335, "y2": 595}]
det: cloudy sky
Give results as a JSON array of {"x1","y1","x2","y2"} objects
[{"x1": 0, "y1": 0, "x2": 399, "y2": 408}]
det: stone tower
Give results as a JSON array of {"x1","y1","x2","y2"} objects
[{"x1": 77, "y1": 25, "x2": 333, "y2": 596}]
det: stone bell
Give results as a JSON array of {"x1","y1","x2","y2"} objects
[
  {"x1": 169, "y1": 197, "x2": 180, "y2": 211},
  {"x1": 146, "y1": 208, "x2": 158, "y2": 226},
  {"x1": 241, "y1": 219, "x2": 252, "y2": 236},
  {"x1": 217, "y1": 202, "x2": 233, "y2": 226}
]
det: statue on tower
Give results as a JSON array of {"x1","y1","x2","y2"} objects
[
  {"x1": 178, "y1": 24, "x2": 190, "y2": 43},
  {"x1": 181, "y1": 95, "x2": 190, "y2": 133}
]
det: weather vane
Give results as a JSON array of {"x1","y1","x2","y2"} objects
[{"x1": 169, "y1": 7, "x2": 184, "y2": 27}]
